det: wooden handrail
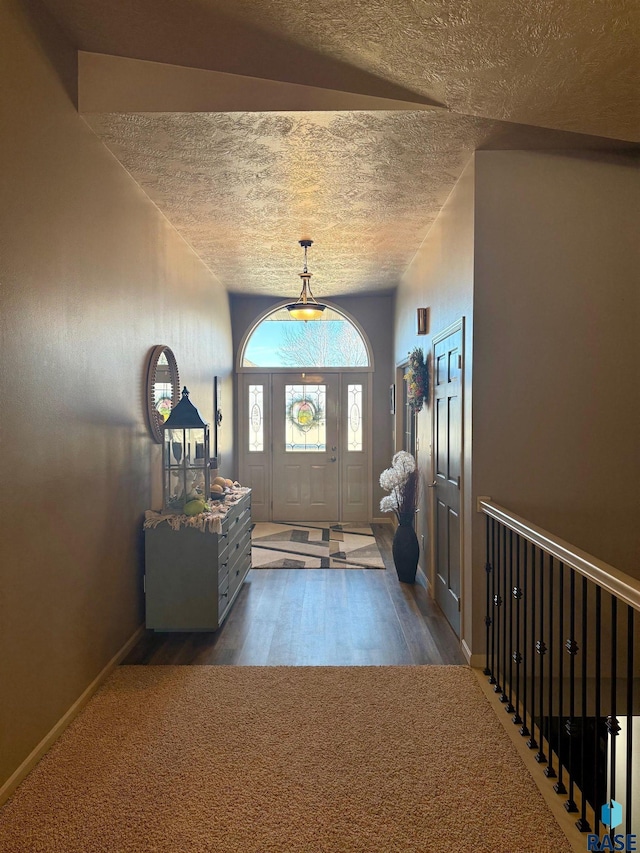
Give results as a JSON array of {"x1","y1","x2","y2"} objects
[{"x1": 478, "y1": 499, "x2": 640, "y2": 612}]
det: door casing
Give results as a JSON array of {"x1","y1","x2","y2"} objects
[{"x1": 238, "y1": 370, "x2": 373, "y2": 522}]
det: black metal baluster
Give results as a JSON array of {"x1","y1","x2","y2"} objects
[
  {"x1": 484, "y1": 515, "x2": 492, "y2": 677},
  {"x1": 544, "y1": 556, "x2": 556, "y2": 778},
  {"x1": 576, "y1": 576, "x2": 591, "y2": 831},
  {"x1": 593, "y1": 586, "x2": 602, "y2": 836},
  {"x1": 512, "y1": 533, "x2": 522, "y2": 725},
  {"x1": 494, "y1": 522, "x2": 503, "y2": 696},
  {"x1": 607, "y1": 597, "x2": 619, "y2": 826},
  {"x1": 489, "y1": 518, "x2": 497, "y2": 685},
  {"x1": 565, "y1": 568, "x2": 578, "y2": 813},
  {"x1": 500, "y1": 525, "x2": 508, "y2": 704},
  {"x1": 554, "y1": 561, "x2": 567, "y2": 795},
  {"x1": 535, "y1": 548, "x2": 547, "y2": 764},
  {"x1": 527, "y1": 542, "x2": 538, "y2": 750},
  {"x1": 625, "y1": 606, "x2": 634, "y2": 838},
  {"x1": 520, "y1": 538, "x2": 530, "y2": 738},
  {"x1": 506, "y1": 529, "x2": 515, "y2": 713}
]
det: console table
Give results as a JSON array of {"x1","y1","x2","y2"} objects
[{"x1": 144, "y1": 489, "x2": 251, "y2": 631}]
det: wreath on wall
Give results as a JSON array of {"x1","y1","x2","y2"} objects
[{"x1": 405, "y1": 347, "x2": 429, "y2": 413}]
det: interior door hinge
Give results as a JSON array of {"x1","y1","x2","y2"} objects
[
  {"x1": 457, "y1": 475, "x2": 461, "y2": 489},
  {"x1": 143, "y1": 575, "x2": 146, "y2": 593},
  {"x1": 458, "y1": 354, "x2": 462, "y2": 369},
  {"x1": 458, "y1": 597, "x2": 461, "y2": 612}
]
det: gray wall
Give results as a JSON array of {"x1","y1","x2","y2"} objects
[
  {"x1": 472, "y1": 152, "x2": 640, "y2": 646},
  {"x1": 395, "y1": 150, "x2": 640, "y2": 659},
  {"x1": 0, "y1": 0, "x2": 233, "y2": 789},
  {"x1": 230, "y1": 293, "x2": 394, "y2": 519},
  {"x1": 394, "y1": 158, "x2": 475, "y2": 647}
]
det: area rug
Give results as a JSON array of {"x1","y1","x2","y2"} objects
[
  {"x1": 0, "y1": 666, "x2": 571, "y2": 853},
  {"x1": 251, "y1": 522, "x2": 386, "y2": 569}
]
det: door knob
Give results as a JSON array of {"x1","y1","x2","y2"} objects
[
  {"x1": 330, "y1": 456, "x2": 337, "y2": 462},
  {"x1": 427, "y1": 480, "x2": 437, "y2": 488},
  {"x1": 331, "y1": 446, "x2": 337, "y2": 451}
]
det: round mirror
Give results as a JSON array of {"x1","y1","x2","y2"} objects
[{"x1": 146, "y1": 346, "x2": 180, "y2": 443}]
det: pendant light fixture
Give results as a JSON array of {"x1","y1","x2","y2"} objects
[{"x1": 286, "y1": 238, "x2": 326, "y2": 321}]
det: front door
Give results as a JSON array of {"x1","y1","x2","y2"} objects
[
  {"x1": 432, "y1": 322, "x2": 464, "y2": 636},
  {"x1": 271, "y1": 374, "x2": 339, "y2": 521}
]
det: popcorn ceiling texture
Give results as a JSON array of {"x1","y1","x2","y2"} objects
[
  {"x1": 49, "y1": 0, "x2": 639, "y2": 293},
  {"x1": 47, "y1": 0, "x2": 640, "y2": 142},
  {"x1": 216, "y1": 0, "x2": 640, "y2": 142},
  {"x1": 86, "y1": 110, "x2": 508, "y2": 294}
]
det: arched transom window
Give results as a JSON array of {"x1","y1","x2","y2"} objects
[{"x1": 242, "y1": 306, "x2": 370, "y2": 368}]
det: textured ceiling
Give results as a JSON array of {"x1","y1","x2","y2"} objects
[
  {"x1": 45, "y1": 0, "x2": 640, "y2": 140},
  {"x1": 45, "y1": 0, "x2": 640, "y2": 294},
  {"x1": 213, "y1": 0, "x2": 640, "y2": 142},
  {"x1": 86, "y1": 110, "x2": 501, "y2": 294}
]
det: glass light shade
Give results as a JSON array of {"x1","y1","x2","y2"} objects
[
  {"x1": 286, "y1": 274, "x2": 325, "y2": 321},
  {"x1": 287, "y1": 304, "x2": 326, "y2": 321}
]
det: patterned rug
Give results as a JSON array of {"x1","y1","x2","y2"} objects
[{"x1": 251, "y1": 522, "x2": 386, "y2": 569}]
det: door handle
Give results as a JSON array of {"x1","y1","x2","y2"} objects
[
  {"x1": 427, "y1": 480, "x2": 437, "y2": 488},
  {"x1": 331, "y1": 446, "x2": 337, "y2": 451},
  {"x1": 330, "y1": 456, "x2": 337, "y2": 462}
]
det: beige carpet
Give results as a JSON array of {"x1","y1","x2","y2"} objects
[{"x1": 0, "y1": 667, "x2": 571, "y2": 853}]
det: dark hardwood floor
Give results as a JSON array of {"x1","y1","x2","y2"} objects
[{"x1": 123, "y1": 523, "x2": 465, "y2": 666}]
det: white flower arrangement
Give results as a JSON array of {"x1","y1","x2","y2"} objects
[{"x1": 379, "y1": 451, "x2": 418, "y2": 521}]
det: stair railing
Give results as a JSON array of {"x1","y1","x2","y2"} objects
[{"x1": 479, "y1": 498, "x2": 639, "y2": 839}]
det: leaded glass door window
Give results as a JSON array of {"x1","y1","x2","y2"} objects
[{"x1": 285, "y1": 384, "x2": 326, "y2": 452}]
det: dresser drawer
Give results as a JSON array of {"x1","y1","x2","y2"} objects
[
  {"x1": 223, "y1": 506, "x2": 250, "y2": 541},
  {"x1": 218, "y1": 572, "x2": 229, "y2": 613},
  {"x1": 229, "y1": 549, "x2": 251, "y2": 598},
  {"x1": 228, "y1": 528, "x2": 250, "y2": 567},
  {"x1": 218, "y1": 557, "x2": 230, "y2": 589}
]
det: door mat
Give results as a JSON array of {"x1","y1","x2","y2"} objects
[{"x1": 251, "y1": 522, "x2": 386, "y2": 569}]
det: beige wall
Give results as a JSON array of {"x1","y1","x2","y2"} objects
[
  {"x1": 230, "y1": 293, "x2": 394, "y2": 519},
  {"x1": 394, "y1": 158, "x2": 475, "y2": 646},
  {"x1": 473, "y1": 151, "x2": 640, "y2": 641},
  {"x1": 0, "y1": 0, "x2": 233, "y2": 789},
  {"x1": 395, "y1": 150, "x2": 640, "y2": 661}
]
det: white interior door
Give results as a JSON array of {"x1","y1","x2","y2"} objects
[{"x1": 271, "y1": 374, "x2": 339, "y2": 521}]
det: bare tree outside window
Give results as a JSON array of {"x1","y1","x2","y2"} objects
[
  {"x1": 276, "y1": 321, "x2": 368, "y2": 367},
  {"x1": 242, "y1": 307, "x2": 370, "y2": 367}
]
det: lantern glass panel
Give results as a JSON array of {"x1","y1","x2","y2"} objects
[{"x1": 162, "y1": 425, "x2": 210, "y2": 514}]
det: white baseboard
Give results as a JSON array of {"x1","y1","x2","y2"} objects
[
  {"x1": 0, "y1": 624, "x2": 145, "y2": 807},
  {"x1": 472, "y1": 669, "x2": 587, "y2": 853},
  {"x1": 460, "y1": 639, "x2": 484, "y2": 668}
]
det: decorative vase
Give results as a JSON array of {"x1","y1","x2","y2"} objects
[{"x1": 392, "y1": 513, "x2": 419, "y2": 583}]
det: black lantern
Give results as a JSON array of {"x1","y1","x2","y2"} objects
[{"x1": 162, "y1": 387, "x2": 210, "y2": 514}]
